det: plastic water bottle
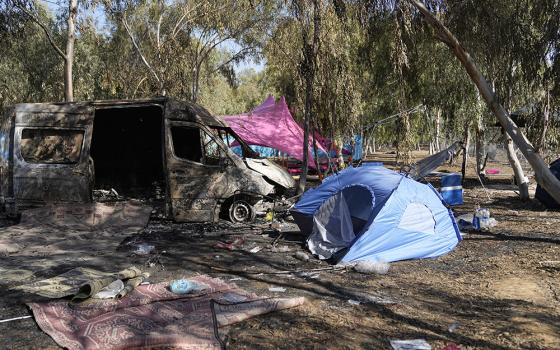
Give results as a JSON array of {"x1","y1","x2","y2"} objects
[
  {"x1": 472, "y1": 207, "x2": 481, "y2": 231},
  {"x1": 480, "y1": 208, "x2": 490, "y2": 231},
  {"x1": 473, "y1": 207, "x2": 491, "y2": 231},
  {"x1": 169, "y1": 279, "x2": 198, "y2": 294}
]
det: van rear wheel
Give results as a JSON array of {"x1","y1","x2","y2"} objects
[{"x1": 228, "y1": 200, "x2": 255, "y2": 223}]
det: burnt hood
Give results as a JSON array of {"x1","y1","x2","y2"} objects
[{"x1": 244, "y1": 158, "x2": 295, "y2": 189}]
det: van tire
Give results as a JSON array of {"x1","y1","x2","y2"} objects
[{"x1": 228, "y1": 200, "x2": 255, "y2": 223}]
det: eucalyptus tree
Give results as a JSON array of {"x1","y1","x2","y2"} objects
[
  {"x1": 105, "y1": 0, "x2": 274, "y2": 101},
  {"x1": 407, "y1": 0, "x2": 560, "y2": 203},
  {"x1": 265, "y1": 1, "x2": 365, "y2": 190},
  {"x1": 6, "y1": 0, "x2": 79, "y2": 102},
  {"x1": 0, "y1": 1, "x2": 66, "y2": 105}
]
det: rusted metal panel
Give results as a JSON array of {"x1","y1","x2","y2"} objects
[
  {"x1": 15, "y1": 104, "x2": 92, "y2": 127},
  {"x1": 12, "y1": 105, "x2": 94, "y2": 208},
  {"x1": 0, "y1": 107, "x2": 15, "y2": 204},
  {"x1": 165, "y1": 99, "x2": 228, "y2": 127}
]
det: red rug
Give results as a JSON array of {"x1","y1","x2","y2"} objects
[{"x1": 29, "y1": 275, "x2": 305, "y2": 350}]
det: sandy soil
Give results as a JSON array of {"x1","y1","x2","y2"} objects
[{"x1": 0, "y1": 154, "x2": 559, "y2": 350}]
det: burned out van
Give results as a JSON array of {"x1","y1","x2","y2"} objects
[{"x1": 0, "y1": 98, "x2": 295, "y2": 222}]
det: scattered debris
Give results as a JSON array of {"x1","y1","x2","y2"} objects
[
  {"x1": 390, "y1": 339, "x2": 432, "y2": 350},
  {"x1": 169, "y1": 279, "x2": 204, "y2": 294},
  {"x1": 268, "y1": 287, "x2": 287, "y2": 292},
  {"x1": 353, "y1": 260, "x2": 390, "y2": 274},
  {"x1": 93, "y1": 188, "x2": 124, "y2": 202},
  {"x1": 271, "y1": 245, "x2": 292, "y2": 253},
  {"x1": 0, "y1": 315, "x2": 32, "y2": 324},
  {"x1": 0, "y1": 242, "x2": 22, "y2": 254},
  {"x1": 538, "y1": 260, "x2": 560, "y2": 271},
  {"x1": 294, "y1": 251, "x2": 310, "y2": 261},
  {"x1": 448, "y1": 321, "x2": 460, "y2": 333},
  {"x1": 94, "y1": 279, "x2": 125, "y2": 299},
  {"x1": 294, "y1": 271, "x2": 320, "y2": 279},
  {"x1": 133, "y1": 243, "x2": 155, "y2": 255},
  {"x1": 13, "y1": 266, "x2": 144, "y2": 299},
  {"x1": 248, "y1": 246, "x2": 263, "y2": 253},
  {"x1": 473, "y1": 207, "x2": 497, "y2": 231},
  {"x1": 214, "y1": 237, "x2": 245, "y2": 251},
  {"x1": 485, "y1": 168, "x2": 501, "y2": 175},
  {"x1": 455, "y1": 214, "x2": 474, "y2": 231},
  {"x1": 211, "y1": 265, "x2": 345, "y2": 275}
]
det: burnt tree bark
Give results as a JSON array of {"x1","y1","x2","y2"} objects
[{"x1": 408, "y1": 0, "x2": 560, "y2": 204}]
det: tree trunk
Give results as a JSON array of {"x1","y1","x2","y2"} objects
[
  {"x1": 408, "y1": 0, "x2": 560, "y2": 204},
  {"x1": 537, "y1": 90, "x2": 550, "y2": 155},
  {"x1": 311, "y1": 121, "x2": 322, "y2": 180},
  {"x1": 435, "y1": 108, "x2": 441, "y2": 152},
  {"x1": 475, "y1": 115, "x2": 485, "y2": 175},
  {"x1": 296, "y1": 0, "x2": 320, "y2": 195},
  {"x1": 461, "y1": 121, "x2": 470, "y2": 184},
  {"x1": 504, "y1": 132, "x2": 529, "y2": 200},
  {"x1": 298, "y1": 77, "x2": 312, "y2": 194},
  {"x1": 64, "y1": 0, "x2": 77, "y2": 102}
]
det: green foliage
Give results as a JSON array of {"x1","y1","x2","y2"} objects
[{"x1": 1, "y1": 0, "x2": 560, "y2": 159}]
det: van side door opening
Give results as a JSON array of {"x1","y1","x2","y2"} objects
[{"x1": 90, "y1": 105, "x2": 165, "y2": 204}]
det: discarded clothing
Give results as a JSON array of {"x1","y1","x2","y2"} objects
[
  {"x1": 29, "y1": 275, "x2": 305, "y2": 350},
  {"x1": 13, "y1": 266, "x2": 145, "y2": 299}
]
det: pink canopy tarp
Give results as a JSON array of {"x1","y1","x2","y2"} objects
[{"x1": 222, "y1": 96, "x2": 328, "y2": 168}]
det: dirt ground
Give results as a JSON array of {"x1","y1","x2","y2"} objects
[{"x1": 1, "y1": 153, "x2": 559, "y2": 350}]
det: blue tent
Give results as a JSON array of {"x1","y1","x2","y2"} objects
[
  {"x1": 291, "y1": 165, "x2": 461, "y2": 263},
  {"x1": 535, "y1": 158, "x2": 560, "y2": 209}
]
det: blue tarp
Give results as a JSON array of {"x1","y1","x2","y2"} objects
[
  {"x1": 535, "y1": 158, "x2": 560, "y2": 209},
  {"x1": 231, "y1": 145, "x2": 282, "y2": 158},
  {"x1": 292, "y1": 165, "x2": 461, "y2": 263},
  {"x1": 326, "y1": 135, "x2": 363, "y2": 161},
  {"x1": 348, "y1": 135, "x2": 363, "y2": 160},
  {"x1": 231, "y1": 145, "x2": 329, "y2": 159}
]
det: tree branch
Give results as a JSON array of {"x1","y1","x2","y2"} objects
[
  {"x1": 14, "y1": 2, "x2": 66, "y2": 60},
  {"x1": 121, "y1": 14, "x2": 162, "y2": 87},
  {"x1": 210, "y1": 45, "x2": 257, "y2": 74}
]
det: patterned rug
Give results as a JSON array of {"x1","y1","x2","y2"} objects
[{"x1": 28, "y1": 275, "x2": 305, "y2": 350}]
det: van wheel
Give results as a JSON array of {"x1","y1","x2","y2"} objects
[{"x1": 228, "y1": 200, "x2": 255, "y2": 223}]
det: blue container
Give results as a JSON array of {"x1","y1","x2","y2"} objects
[{"x1": 440, "y1": 173, "x2": 463, "y2": 205}]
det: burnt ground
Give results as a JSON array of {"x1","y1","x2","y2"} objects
[{"x1": 1, "y1": 156, "x2": 559, "y2": 350}]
